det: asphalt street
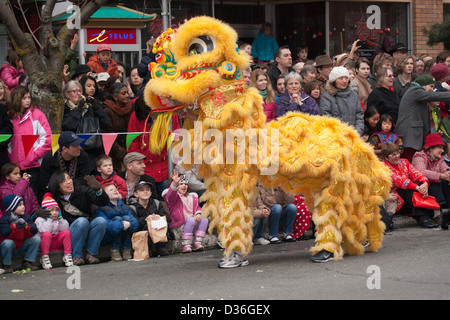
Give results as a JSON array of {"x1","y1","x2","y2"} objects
[{"x1": 0, "y1": 226, "x2": 448, "y2": 303}]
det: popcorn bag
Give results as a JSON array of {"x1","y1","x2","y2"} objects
[
  {"x1": 131, "y1": 231, "x2": 150, "y2": 260},
  {"x1": 146, "y1": 215, "x2": 168, "y2": 244}
]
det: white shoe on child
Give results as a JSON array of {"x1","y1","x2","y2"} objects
[
  {"x1": 63, "y1": 253, "x2": 73, "y2": 267},
  {"x1": 40, "y1": 254, "x2": 52, "y2": 270}
]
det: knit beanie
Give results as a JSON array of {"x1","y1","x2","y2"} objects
[
  {"x1": 415, "y1": 74, "x2": 435, "y2": 87},
  {"x1": 3, "y1": 194, "x2": 23, "y2": 214},
  {"x1": 41, "y1": 193, "x2": 59, "y2": 209},
  {"x1": 431, "y1": 63, "x2": 450, "y2": 81},
  {"x1": 328, "y1": 66, "x2": 350, "y2": 83}
]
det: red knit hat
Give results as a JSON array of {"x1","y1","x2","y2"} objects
[
  {"x1": 423, "y1": 133, "x2": 445, "y2": 148},
  {"x1": 431, "y1": 63, "x2": 450, "y2": 81},
  {"x1": 41, "y1": 193, "x2": 59, "y2": 209}
]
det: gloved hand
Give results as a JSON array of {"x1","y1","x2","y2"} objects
[
  {"x1": 84, "y1": 175, "x2": 102, "y2": 192},
  {"x1": 34, "y1": 207, "x2": 51, "y2": 219},
  {"x1": 10, "y1": 213, "x2": 18, "y2": 224},
  {"x1": 17, "y1": 218, "x2": 26, "y2": 226}
]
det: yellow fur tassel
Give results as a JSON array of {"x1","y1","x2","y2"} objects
[{"x1": 149, "y1": 112, "x2": 173, "y2": 154}]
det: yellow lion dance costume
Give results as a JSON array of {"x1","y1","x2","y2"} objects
[{"x1": 144, "y1": 16, "x2": 391, "y2": 267}]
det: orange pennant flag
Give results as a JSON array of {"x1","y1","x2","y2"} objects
[
  {"x1": 102, "y1": 133, "x2": 118, "y2": 156},
  {"x1": 21, "y1": 135, "x2": 39, "y2": 158}
]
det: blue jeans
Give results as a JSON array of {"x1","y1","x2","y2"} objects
[
  {"x1": 156, "y1": 179, "x2": 168, "y2": 201},
  {"x1": 70, "y1": 217, "x2": 107, "y2": 259},
  {"x1": 253, "y1": 217, "x2": 268, "y2": 239},
  {"x1": 101, "y1": 216, "x2": 133, "y2": 250},
  {"x1": 0, "y1": 235, "x2": 41, "y2": 266},
  {"x1": 269, "y1": 204, "x2": 297, "y2": 237}
]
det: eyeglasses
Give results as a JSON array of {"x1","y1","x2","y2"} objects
[
  {"x1": 385, "y1": 75, "x2": 394, "y2": 78},
  {"x1": 69, "y1": 90, "x2": 82, "y2": 94}
]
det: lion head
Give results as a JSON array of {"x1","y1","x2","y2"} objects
[{"x1": 143, "y1": 16, "x2": 252, "y2": 113}]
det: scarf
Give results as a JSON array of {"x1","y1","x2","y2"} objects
[
  {"x1": 259, "y1": 89, "x2": 267, "y2": 99},
  {"x1": 58, "y1": 151, "x2": 77, "y2": 179},
  {"x1": 67, "y1": 100, "x2": 78, "y2": 110},
  {"x1": 103, "y1": 98, "x2": 133, "y2": 116}
]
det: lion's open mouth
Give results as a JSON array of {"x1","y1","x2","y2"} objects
[
  {"x1": 157, "y1": 95, "x2": 184, "y2": 108},
  {"x1": 177, "y1": 62, "x2": 220, "y2": 80}
]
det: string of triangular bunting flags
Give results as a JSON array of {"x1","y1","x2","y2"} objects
[{"x1": 0, "y1": 131, "x2": 180, "y2": 158}]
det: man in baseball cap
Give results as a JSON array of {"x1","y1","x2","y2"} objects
[
  {"x1": 39, "y1": 131, "x2": 92, "y2": 197},
  {"x1": 58, "y1": 131, "x2": 84, "y2": 148}
]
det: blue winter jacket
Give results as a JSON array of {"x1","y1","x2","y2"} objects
[
  {"x1": 95, "y1": 200, "x2": 139, "y2": 235},
  {"x1": 251, "y1": 30, "x2": 278, "y2": 62}
]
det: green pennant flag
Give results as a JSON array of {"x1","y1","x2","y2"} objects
[
  {"x1": 126, "y1": 133, "x2": 142, "y2": 150},
  {"x1": 0, "y1": 134, "x2": 12, "y2": 143}
]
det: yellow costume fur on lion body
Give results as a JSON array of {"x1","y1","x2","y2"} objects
[{"x1": 143, "y1": 16, "x2": 391, "y2": 263}]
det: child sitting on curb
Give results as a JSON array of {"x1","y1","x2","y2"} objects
[
  {"x1": 95, "y1": 184, "x2": 138, "y2": 261},
  {"x1": 162, "y1": 170, "x2": 208, "y2": 253},
  {"x1": 0, "y1": 194, "x2": 40, "y2": 273},
  {"x1": 128, "y1": 181, "x2": 173, "y2": 257},
  {"x1": 35, "y1": 193, "x2": 73, "y2": 270}
]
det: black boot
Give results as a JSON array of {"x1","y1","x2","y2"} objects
[{"x1": 441, "y1": 208, "x2": 450, "y2": 230}]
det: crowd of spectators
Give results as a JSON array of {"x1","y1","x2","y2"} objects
[{"x1": 0, "y1": 23, "x2": 450, "y2": 273}]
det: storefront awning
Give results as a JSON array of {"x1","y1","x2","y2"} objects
[{"x1": 53, "y1": 5, "x2": 157, "y2": 28}]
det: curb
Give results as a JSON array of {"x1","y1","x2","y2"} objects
[{"x1": 0, "y1": 214, "x2": 427, "y2": 271}]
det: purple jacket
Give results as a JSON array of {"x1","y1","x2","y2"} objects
[
  {"x1": 0, "y1": 178, "x2": 39, "y2": 217},
  {"x1": 35, "y1": 217, "x2": 70, "y2": 236},
  {"x1": 275, "y1": 90, "x2": 320, "y2": 118},
  {"x1": 162, "y1": 183, "x2": 202, "y2": 229}
]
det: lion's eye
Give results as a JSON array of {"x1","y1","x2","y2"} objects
[{"x1": 187, "y1": 35, "x2": 216, "y2": 56}]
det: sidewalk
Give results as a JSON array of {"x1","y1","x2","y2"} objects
[{"x1": 0, "y1": 214, "x2": 419, "y2": 270}]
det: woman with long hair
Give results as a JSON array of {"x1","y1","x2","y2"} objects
[{"x1": 250, "y1": 68, "x2": 277, "y2": 122}]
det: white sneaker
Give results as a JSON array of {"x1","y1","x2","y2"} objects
[
  {"x1": 40, "y1": 254, "x2": 52, "y2": 270},
  {"x1": 254, "y1": 237, "x2": 270, "y2": 245},
  {"x1": 218, "y1": 252, "x2": 249, "y2": 268},
  {"x1": 63, "y1": 253, "x2": 73, "y2": 267}
]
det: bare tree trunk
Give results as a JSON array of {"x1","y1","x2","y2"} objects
[{"x1": 0, "y1": 0, "x2": 108, "y2": 133}]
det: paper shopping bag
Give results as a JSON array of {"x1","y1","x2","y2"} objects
[
  {"x1": 146, "y1": 215, "x2": 168, "y2": 244},
  {"x1": 131, "y1": 231, "x2": 150, "y2": 260}
]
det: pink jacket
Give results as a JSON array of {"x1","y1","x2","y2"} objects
[
  {"x1": 0, "y1": 63, "x2": 25, "y2": 91},
  {"x1": 263, "y1": 101, "x2": 276, "y2": 122},
  {"x1": 8, "y1": 108, "x2": 52, "y2": 170},
  {"x1": 411, "y1": 150, "x2": 449, "y2": 183},
  {"x1": 0, "y1": 178, "x2": 40, "y2": 217},
  {"x1": 162, "y1": 182, "x2": 202, "y2": 229}
]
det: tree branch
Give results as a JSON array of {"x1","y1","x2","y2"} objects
[
  {"x1": 0, "y1": 0, "x2": 28, "y2": 47},
  {"x1": 16, "y1": 0, "x2": 43, "y2": 49}
]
